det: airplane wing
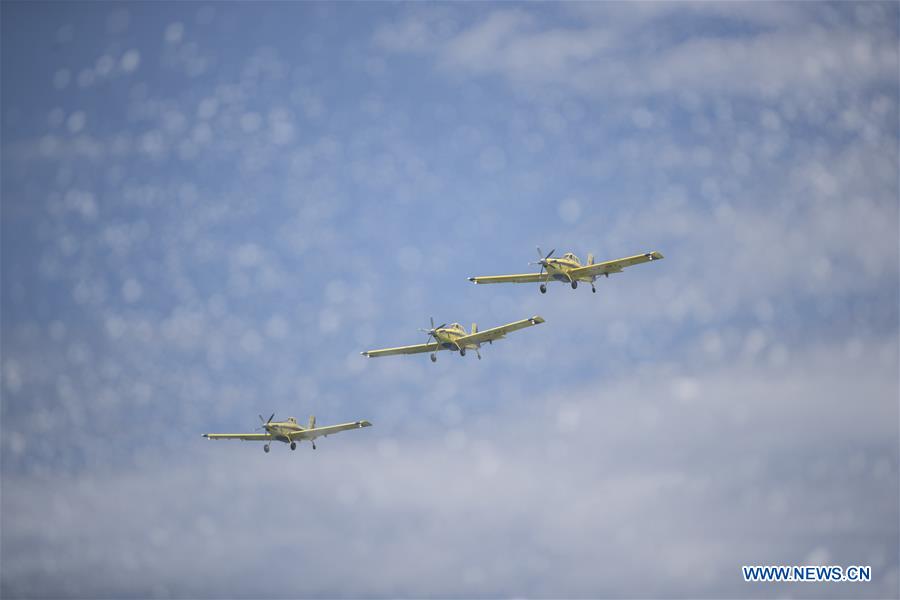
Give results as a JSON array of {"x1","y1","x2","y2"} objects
[
  {"x1": 455, "y1": 315, "x2": 545, "y2": 346},
  {"x1": 203, "y1": 433, "x2": 273, "y2": 441},
  {"x1": 467, "y1": 273, "x2": 546, "y2": 284},
  {"x1": 569, "y1": 251, "x2": 664, "y2": 279},
  {"x1": 290, "y1": 420, "x2": 372, "y2": 440},
  {"x1": 361, "y1": 342, "x2": 441, "y2": 358}
]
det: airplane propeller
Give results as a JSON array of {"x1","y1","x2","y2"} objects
[
  {"x1": 256, "y1": 413, "x2": 275, "y2": 431},
  {"x1": 417, "y1": 317, "x2": 447, "y2": 344},
  {"x1": 530, "y1": 247, "x2": 556, "y2": 279}
]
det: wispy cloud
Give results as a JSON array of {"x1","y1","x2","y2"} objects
[
  {"x1": 3, "y1": 341, "x2": 896, "y2": 598},
  {"x1": 376, "y1": 3, "x2": 897, "y2": 100}
]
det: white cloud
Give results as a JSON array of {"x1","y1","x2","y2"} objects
[
  {"x1": 120, "y1": 278, "x2": 142, "y2": 303},
  {"x1": 557, "y1": 197, "x2": 581, "y2": 224},
  {"x1": 66, "y1": 111, "x2": 86, "y2": 134},
  {"x1": 616, "y1": 31, "x2": 896, "y2": 99},
  {"x1": 164, "y1": 22, "x2": 185, "y2": 45},
  {"x1": 442, "y1": 9, "x2": 534, "y2": 71},
  {"x1": 2, "y1": 342, "x2": 896, "y2": 597},
  {"x1": 377, "y1": 5, "x2": 897, "y2": 101},
  {"x1": 373, "y1": 6, "x2": 459, "y2": 53},
  {"x1": 119, "y1": 49, "x2": 141, "y2": 73}
]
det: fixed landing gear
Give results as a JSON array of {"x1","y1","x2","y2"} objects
[
  {"x1": 591, "y1": 283, "x2": 596, "y2": 293},
  {"x1": 476, "y1": 348, "x2": 481, "y2": 360},
  {"x1": 264, "y1": 444, "x2": 270, "y2": 453},
  {"x1": 539, "y1": 284, "x2": 547, "y2": 294},
  {"x1": 430, "y1": 353, "x2": 437, "y2": 363},
  {"x1": 571, "y1": 281, "x2": 578, "y2": 289},
  {"x1": 312, "y1": 441, "x2": 317, "y2": 450},
  {"x1": 290, "y1": 441, "x2": 297, "y2": 450},
  {"x1": 459, "y1": 348, "x2": 466, "y2": 357}
]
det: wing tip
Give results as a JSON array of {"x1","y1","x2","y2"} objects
[
  {"x1": 650, "y1": 250, "x2": 664, "y2": 260},
  {"x1": 360, "y1": 351, "x2": 369, "y2": 357},
  {"x1": 359, "y1": 420, "x2": 373, "y2": 428},
  {"x1": 530, "y1": 315, "x2": 545, "y2": 324},
  {"x1": 468, "y1": 277, "x2": 478, "y2": 283}
]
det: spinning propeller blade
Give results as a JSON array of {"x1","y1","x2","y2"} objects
[
  {"x1": 257, "y1": 413, "x2": 275, "y2": 431},
  {"x1": 418, "y1": 318, "x2": 447, "y2": 344},
  {"x1": 531, "y1": 247, "x2": 555, "y2": 278}
]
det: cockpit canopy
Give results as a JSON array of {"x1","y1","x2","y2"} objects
[{"x1": 286, "y1": 417, "x2": 297, "y2": 424}]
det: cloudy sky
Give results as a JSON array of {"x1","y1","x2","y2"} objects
[{"x1": 2, "y1": 2, "x2": 898, "y2": 598}]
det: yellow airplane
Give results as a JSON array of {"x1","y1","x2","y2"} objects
[
  {"x1": 361, "y1": 315, "x2": 545, "y2": 362},
  {"x1": 469, "y1": 247, "x2": 664, "y2": 293},
  {"x1": 203, "y1": 413, "x2": 372, "y2": 453}
]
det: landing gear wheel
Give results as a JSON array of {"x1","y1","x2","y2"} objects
[
  {"x1": 290, "y1": 441, "x2": 297, "y2": 450},
  {"x1": 264, "y1": 444, "x2": 270, "y2": 453},
  {"x1": 539, "y1": 284, "x2": 547, "y2": 294},
  {"x1": 592, "y1": 287, "x2": 596, "y2": 293},
  {"x1": 430, "y1": 353, "x2": 437, "y2": 363},
  {"x1": 571, "y1": 281, "x2": 578, "y2": 289},
  {"x1": 312, "y1": 442, "x2": 317, "y2": 450},
  {"x1": 460, "y1": 348, "x2": 466, "y2": 357}
]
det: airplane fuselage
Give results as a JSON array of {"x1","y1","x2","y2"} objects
[
  {"x1": 264, "y1": 421, "x2": 304, "y2": 443},
  {"x1": 541, "y1": 254, "x2": 604, "y2": 283},
  {"x1": 544, "y1": 256, "x2": 581, "y2": 281},
  {"x1": 432, "y1": 324, "x2": 471, "y2": 350}
]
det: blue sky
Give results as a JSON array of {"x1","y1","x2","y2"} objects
[{"x1": 2, "y1": 2, "x2": 898, "y2": 598}]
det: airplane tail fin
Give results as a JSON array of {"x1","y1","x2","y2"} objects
[
  {"x1": 471, "y1": 323, "x2": 478, "y2": 335},
  {"x1": 308, "y1": 415, "x2": 316, "y2": 430},
  {"x1": 587, "y1": 253, "x2": 594, "y2": 266}
]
